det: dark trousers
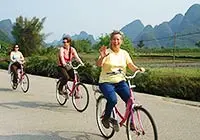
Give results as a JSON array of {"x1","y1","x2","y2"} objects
[
  {"x1": 99, "y1": 81, "x2": 130, "y2": 119},
  {"x1": 11, "y1": 62, "x2": 21, "y2": 83},
  {"x1": 57, "y1": 66, "x2": 75, "y2": 91}
]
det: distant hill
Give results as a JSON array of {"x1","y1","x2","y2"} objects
[
  {"x1": 2, "y1": 4, "x2": 200, "y2": 48},
  {"x1": 134, "y1": 25, "x2": 160, "y2": 47},
  {"x1": 121, "y1": 4, "x2": 200, "y2": 47},
  {"x1": 120, "y1": 20, "x2": 144, "y2": 41},
  {"x1": 0, "y1": 19, "x2": 14, "y2": 42},
  {"x1": 169, "y1": 14, "x2": 184, "y2": 33},
  {"x1": 48, "y1": 31, "x2": 96, "y2": 46},
  {"x1": 0, "y1": 29, "x2": 11, "y2": 43},
  {"x1": 71, "y1": 31, "x2": 96, "y2": 44}
]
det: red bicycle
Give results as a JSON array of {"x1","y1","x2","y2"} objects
[
  {"x1": 56, "y1": 64, "x2": 89, "y2": 112},
  {"x1": 93, "y1": 69, "x2": 158, "y2": 140}
]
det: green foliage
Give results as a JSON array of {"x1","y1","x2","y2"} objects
[
  {"x1": 93, "y1": 34, "x2": 110, "y2": 50},
  {"x1": 133, "y1": 68, "x2": 200, "y2": 101},
  {"x1": 36, "y1": 46, "x2": 59, "y2": 56},
  {"x1": 121, "y1": 36, "x2": 135, "y2": 57},
  {"x1": 0, "y1": 61, "x2": 8, "y2": 69},
  {"x1": 25, "y1": 55, "x2": 58, "y2": 78},
  {"x1": 12, "y1": 16, "x2": 46, "y2": 56},
  {"x1": 25, "y1": 46, "x2": 59, "y2": 77},
  {"x1": 134, "y1": 47, "x2": 200, "y2": 57},
  {"x1": 137, "y1": 40, "x2": 145, "y2": 48},
  {"x1": 195, "y1": 41, "x2": 200, "y2": 48},
  {"x1": 0, "y1": 41, "x2": 10, "y2": 56},
  {"x1": 74, "y1": 39, "x2": 92, "y2": 53}
]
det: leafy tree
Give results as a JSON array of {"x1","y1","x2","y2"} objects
[
  {"x1": 137, "y1": 40, "x2": 145, "y2": 48},
  {"x1": 12, "y1": 16, "x2": 46, "y2": 56},
  {"x1": 74, "y1": 39, "x2": 92, "y2": 53},
  {"x1": 121, "y1": 36, "x2": 135, "y2": 57},
  {"x1": 195, "y1": 41, "x2": 200, "y2": 48}
]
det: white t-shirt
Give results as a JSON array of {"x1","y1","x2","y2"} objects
[
  {"x1": 10, "y1": 51, "x2": 23, "y2": 62},
  {"x1": 8, "y1": 51, "x2": 24, "y2": 73}
]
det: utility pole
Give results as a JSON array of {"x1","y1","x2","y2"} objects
[{"x1": 173, "y1": 33, "x2": 176, "y2": 67}]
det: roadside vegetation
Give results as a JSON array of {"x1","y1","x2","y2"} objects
[{"x1": 0, "y1": 16, "x2": 200, "y2": 102}]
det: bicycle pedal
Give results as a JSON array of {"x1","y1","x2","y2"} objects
[
  {"x1": 109, "y1": 118, "x2": 120, "y2": 132},
  {"x1": 134, "y1": 104, "x2": 142, "y2": 108}
]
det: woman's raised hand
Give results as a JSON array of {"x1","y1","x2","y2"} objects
[{"x1": 99, "y1": 45, "x2": 109, "y2": 58}]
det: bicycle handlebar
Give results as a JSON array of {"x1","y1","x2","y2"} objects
[
  {"x1": 107, "y1": 69, "x2": 144, "y2": 80},
  {"x1": 16, "y1": 60, "x2": 25, "y2": 65},
  {"x1": 72, "y1": 64, "x2": 84, "y2": 70}
]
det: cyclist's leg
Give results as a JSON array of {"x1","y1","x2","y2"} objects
[
  {"x1": 58, "y1": 66, "x2": 69, "y2": 93},
  {"x1": 99, "y1": 83, "x2": 117, "y2": 128},
  {"x1": 11, "y1": 63, "x2": 18, "y2": 84},
  {"x1": 115, "y1": 81, "x2": 132, "y2": 127},
  {"x1": 67, "y1": 68, "x2": 75, "y2": 81},
  {"x1": 115, "y1": 81, "x2": 130, "y2": 104}
]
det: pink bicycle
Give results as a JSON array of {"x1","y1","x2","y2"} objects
[
  {"x1": 93, "y1": 69, "x2": 158, "y2": 140},
  {"x1": 10, "y1": 62, "x2": 29, "y2": 93},
  {"x1": 56, "y1": 64, "x2": 89, "y2": 112}
]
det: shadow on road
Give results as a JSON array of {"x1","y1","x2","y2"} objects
[
  {"x1": 0, "y1": 101, "x2": 76, "y2": 113},
  {"x1": 0, "y1": 130, "x2": 106, "y2": 140},
  {"x1": 0, "y1": 88, "x2": 12, "y2": 92}
]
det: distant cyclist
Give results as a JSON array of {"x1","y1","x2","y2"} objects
[
  {"x1": 9, "y1": 44, "x2": 25, "y2": 88},
  {"x1": 96, "y1": 30, "x2": 145, "y2": 128},
  {"x1": 57, "y1": 36, "x2": 84, "y2": 95}
]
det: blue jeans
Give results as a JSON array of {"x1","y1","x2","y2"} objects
[{"x1": 99, "y1": 81, "x2": 130, "y2": 119}]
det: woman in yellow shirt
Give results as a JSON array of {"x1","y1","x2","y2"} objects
[{"x1": 96, "y1": 30, "x2": 144, "y2": 128}]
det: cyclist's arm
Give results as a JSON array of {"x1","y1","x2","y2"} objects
[
  {"x1": 73, "y1": 48, "x2": 84, "y2": 65},
  {"x1": 20, "y1": 52, "x2": 25, "y2": 62},
  {"x1": 10, "y1": 52, "x2": 16, "y2": 62},
  {"x1": 96, "y1": 46, "x2": 109, "y2": 67},
  {"x1": 59, "y1": 47, "x2": 67, "y2": 66},
  {"x1": 125, "y1": 51, "x2": 139, "y2": 72},
  {"x1": 96, "y1": 56, "x2": 105, "y2": 67},
  {"x1": 127, "y1": 63, "x2": 139, "y2": 72}
]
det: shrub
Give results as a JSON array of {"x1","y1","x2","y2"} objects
[{"x1": 133, "y1": 68, "x2": 200, "y2": 101}]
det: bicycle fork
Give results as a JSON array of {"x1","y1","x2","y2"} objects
[{"x1": 130, "y1": 104, "x2": 145, "y2": 135}]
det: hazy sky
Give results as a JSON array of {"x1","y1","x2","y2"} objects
[{"x1": 1, "y1": 0, "x2": 200, "y2": 42}]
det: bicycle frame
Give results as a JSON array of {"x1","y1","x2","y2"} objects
[
  {"x1": 101, "y1": 70, "x2": 145, "y2": 133},
  {"x1": 64, "y1": 64, "x2": 82, "y2": 96},
  {"x1": 113, "y1": 88, "x2": 145, "y2": 133},
  {"x1": 66, "y1": 69, "x2": 79, "y2": 96},
  {"x1": 17, "y1": 64, "x2": 25, "y2": 83}
]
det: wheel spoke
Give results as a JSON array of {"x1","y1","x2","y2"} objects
[{"x1": 72, "y1": 83, "x2": 89, "y2": 112}]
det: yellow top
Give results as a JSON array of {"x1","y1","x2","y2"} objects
[{"x1": 99, "y1": 48, "x2": 133, "y2": 83}]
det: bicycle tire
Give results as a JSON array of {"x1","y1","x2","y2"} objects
[
  {"x1": 72, "y1": 82, "x2": 89, "y2": 112},
  {"x1": 56, "y1": 80, "x2": 67, "y2": 105},
  {"x1": 21, "y1": 73, "x2": 29, "y2": 93},
  {"x1": 126, "y1": 106, "x2": 158, "y2": 140},
  {"x1": 96, "y1": 95, "x2": 115, "y2": 139}
]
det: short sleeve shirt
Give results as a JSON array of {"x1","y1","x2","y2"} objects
[
  {"x1": 99, "y1": 48, "x2": 133, "y2": 83},
  {"x1": 10, "y1": 51, "x2": 23, "y2": 62}
]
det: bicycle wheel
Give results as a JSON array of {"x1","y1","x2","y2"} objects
[
  {"x1": 56, "y1": 80, "x2": 67, "y2": 105},
  {"x1": 126, "y1": 106, "x2": 158, "y2": 140},
  {"x1": 71, "y1": 82, "x2": 89, "y2": 112},
  {"x1": 21, "y1": 73, "x2": 29, "y2": 93},
  {"x1": 10, "y1": 72, "x2": 17, "y2": 90},
  {"x1": 96, "y1": 95, "x2": 115, "y2": 139}
]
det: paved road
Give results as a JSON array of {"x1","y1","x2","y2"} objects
[{"x1": 0, "y1": 69, "x2": 200, "y2": 140}]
